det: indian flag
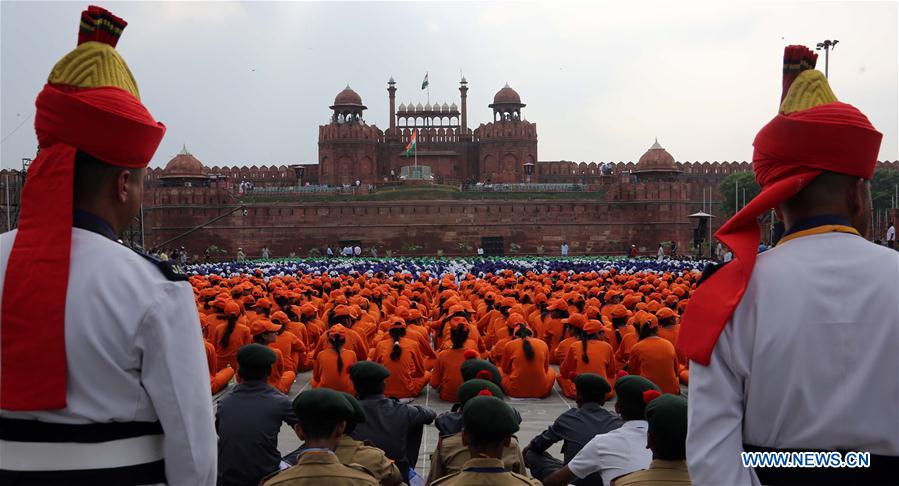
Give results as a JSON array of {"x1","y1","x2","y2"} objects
[
  {"x1": 421, "y1": 72, "x2": 429, "y2": 90},
  {"x1": 404, "y1": 130, "x2": 417, "y2": 156}
]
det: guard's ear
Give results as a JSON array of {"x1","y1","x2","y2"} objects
[{"x1": 846, "y1": 178, "x2": 863, "y2": 215}]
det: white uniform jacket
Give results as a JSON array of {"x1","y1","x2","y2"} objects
[
  {"x1": 0, "y1": 226, "x2": 216, "y2": 485},
  {"x1": 686, "y1": 232, "x2": 899, "y2": 485}
]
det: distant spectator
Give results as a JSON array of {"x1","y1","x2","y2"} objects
[
  {"x1": 370, "y1": 247, "x2": 379, "y2": 258},
  {"x1": 722, "y1": 248, "x2": 733, "y2": 262},
  {"x1": 261, "y1": 246, "x2": 270, "y2": 260},
  {"x1": 657, "y1": 243, "x2": 665, "y2": 262},
  {"x1": 353, "y1": 245, "x2": 362, "y2": 257},
  {"x1": 887, "y1": 220, "x2": 895, "y2": 249},
  {"x1": 326, "y1": 246, "x2": 334, "y2": 258},
  {"x1": 629, "y1": 245, "x2": 638, "y2": 258},
  {"x1": 561, "y1": 241, "x2": 569, "y2": 257},
  {"x1": 237, "y1": 247, "x2": 246, "y2": 261},
  {"x1": 477, "y1": 247, "x2": 484, "y2": 256}
]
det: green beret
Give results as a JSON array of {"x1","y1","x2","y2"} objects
[
  {"x1": 349, "y1": 361, "x2": 390, "y2": 383},
  {"x1": 292, "y1": 388, "x2": 354, "y2": 422},
  {"x1": 460, "y1": 359, "x2": 502, "y2": 386},
  {"x1": 615, "y1": 375, "x2": 660, "y2": 416},
  {"x1": 645, "y1": 394, "x2": 688, "y2": 458},
  {"x1": 457, "y1": 379, "x2": 504, "y2": 404},
  {"x1": 574, "y1": 373, "x2": 611, "y2": 397},
  {"x1": 341, "y1": 392, "x2": 366, "y2": 425},
  {"x1": 236, "y1": 343, "x2": 276, "y2": 368},
  {"x1": 462, "y1": 396, "x2": 519, "y2": 442}
]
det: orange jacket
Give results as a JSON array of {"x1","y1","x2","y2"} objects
[
  {"x1": 543, "y1": 317, "x2": 566, "y2": 359},
  {"x1": 554, "y1": 336, "x2": 578, "y2": 365},
  {"x1": 656, "y1": 324, "x2": 686, "y2": 366},
  {"x1": 614, "y1": 327, "x2": 638, "y2": 367},
  {"x1": 313, "y1": 327, "x2": 368, "y2": 362},
  {"x1": 629, "y1": 336, "x2": 680, "y2": 394},
  {"x1": 500, "y1": 338, "x2": 556, "y2": 398},
  {"x1": 371, "y1": 337, "x2": 428, "y2": 398},
  {"x1": 429, "y1": 348, "x2": 469, "y2": 402},
  {"x1": 560, "y1": 339, "x2": 617, "y2": 385},
  {"x1": 266, "y1": 347, "x2": 296, "y2": 394},
  {"x1": 272, "y1": 331, "x2": 306, "y2": 371},
  {"x1": 312, "y1": 347, "x2": 357, "y2": 394},
  {"x1": 209, "y1": 322, "x2": 252, "y2": 372}
]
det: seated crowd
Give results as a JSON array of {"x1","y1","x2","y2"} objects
[{"x1": 199, "y1": 269, "x2": 695, "y2": 485}]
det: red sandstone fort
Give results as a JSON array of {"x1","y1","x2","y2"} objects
[{"x1": 2, "y1": 79, "x2": 896, "y2": 258}]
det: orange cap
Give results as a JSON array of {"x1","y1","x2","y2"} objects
[
  {"x1": 506, "y1": 313, "x2": 527, "y2": 327},
  {"x1": 224, "y1": 301, "x2": 241, "y2": 317},
  {"x1": 563, "y1": 313, "x2": 588, "y2": 329},
  {"x1": 583, "y1": 319, "x2": 603, "y2": 334},
  {"x1": 548, "y1": 299, "x2": 569, "y2": 312},
  {"x1": 388, "y1": 316, "x2": 406, "y2": 330},
  {"x1": 609, "y1": 304, "x2": 630, "y2": 319},
  {"x1": 656, "y1": 307, "x2": 678, "y2": 320},
  {"x1": 250, "y1": 319, "x2": 280, "y2": 336},
  {"x1": 270, "y1": 310, "x2": 289, "y2": 325}
]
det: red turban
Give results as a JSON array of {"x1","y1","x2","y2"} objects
[
  {"x1": 1, "y1": 8, "x2": 165, "y2": 411},
  {"x1": 678, "y1": 74, "x2": 882, "y2": 365}
]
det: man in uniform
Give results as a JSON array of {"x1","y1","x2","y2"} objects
[
  {"x1": 0, "y1": 7, "x2": 215, "y2": 484},
  {"x1": 428, "y1": 380, "x2": 526, "y2": 483},
  {"x1": 281, "y1": 391, "x2": 403, "y2": 486},
  {"x1": 216, "y1": 344, "x2": 298, "y2": 486},
  {"x1": 264, "y1": 389, "x2": 378, "y2": 486},
  {"x1": 542, "y1": 375, "x2": 658, "y2": 486},
  {"x1": 614, "y1": 393, "x2": 691, "y2": 486},
  {"x1": 524, "y1": 373, "x2": 623, "y2": 485},
  {"x1": 430, "y1": 395, "x2": 540, "y2": 485},
  {"x1": 348, "y1": 361, "x2": 436, "y2": 482},
  {"x1": 680, "y1": 45, "x2": 899, "y2": 485}
]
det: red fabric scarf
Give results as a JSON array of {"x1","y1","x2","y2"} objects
[
  {"x1": 1, "y1": 84, "x2": 164, "y2": 410},
  {"x1": 677, "y1": 102, "x2": 881, "y2": 366}
]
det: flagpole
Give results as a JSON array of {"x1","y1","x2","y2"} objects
[{"x1": 414, "y1": 130, "x2": 418, "y2": 169}]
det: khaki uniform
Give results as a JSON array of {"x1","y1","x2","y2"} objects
[
  {"x1": 430, "y1": 457, "x2": 540, "y2": 485},
  {"x1": 426, "y1": 433, "x2": 525, "y2": 483},
  {"x1": 263, "y1": 450, "x2": 378, "y2": 486},
  {"x1": 612, "y1": 459, "x2": 691, "y2": 486},
  {"x1": 334, "y1": 435, "x2": 404, "y2": 486}
]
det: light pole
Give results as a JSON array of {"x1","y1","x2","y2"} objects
[
  {"x1": 815, "y1": 39, "x2": 839, "y2": 78},
  {"x1": 523, "y1": 162, "x2": 534, "y2": 184}
]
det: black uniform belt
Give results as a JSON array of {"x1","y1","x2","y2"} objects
[
  {"x1": 0, "y1": 418, "x2": 166, "y2": 485},
  {"x1": 744, "y1": 444, "x2": 899, "y2": 485}
]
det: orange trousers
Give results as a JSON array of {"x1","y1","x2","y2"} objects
[{"x1": 269, "y1": 371, "x2": 297, "y2": 394}]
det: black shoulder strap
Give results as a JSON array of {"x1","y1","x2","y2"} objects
[
  {"x1": 135, "y1": 251, "x2": 189, "y2": 282},
  {"x1": 696, "y1": 261, "x2": 730, "y2": 287}
]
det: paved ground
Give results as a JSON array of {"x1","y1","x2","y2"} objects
[{"x1": 271, "y1": 368, "x2": 609, "y2": 480}]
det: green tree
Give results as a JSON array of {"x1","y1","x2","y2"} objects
[
  {"x1": 719, "y1": 172, "x2": 760, "y2": 217},
  {"x1": 719, "y1": 168, "x2": 898, "y2": 217},
  {"x1": 871, "y1": 169, "x2": 899, "y2": 211}
]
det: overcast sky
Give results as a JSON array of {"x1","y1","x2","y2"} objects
[{"x1": 1, "y1": 1, "x2": 897, "y2": 169}]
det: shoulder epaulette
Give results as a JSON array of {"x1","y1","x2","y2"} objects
[
  {"x1": 696, "y1": 261, "x2": 730, "y2": 287},
  {"x1": 135, "y1": 251, "x2": 189, "y2": 282},
  {"x1": 345, "y1": 462, "x2": 376, "y2": 478}
]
